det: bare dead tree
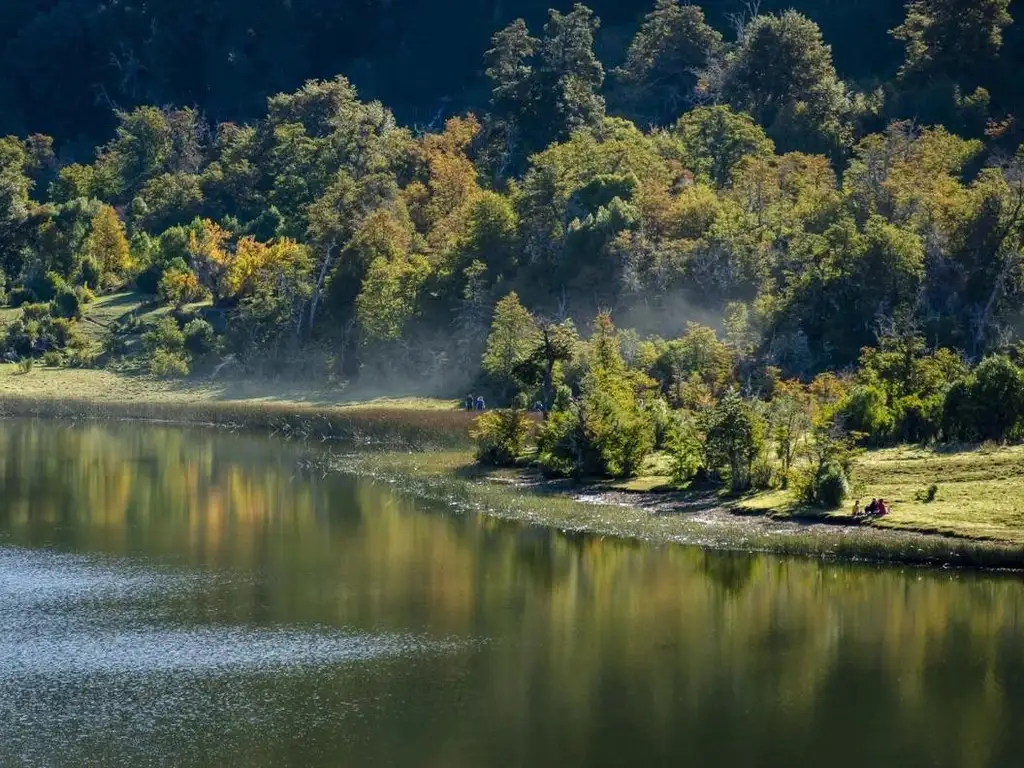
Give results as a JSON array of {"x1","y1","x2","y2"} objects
[{"x1": 726, "y1": 0, "x2": 762, "y2": 42}]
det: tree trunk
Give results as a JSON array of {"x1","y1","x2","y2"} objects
[{"x1": 307, "y1": 238, "x2": 337, "y2": 338}]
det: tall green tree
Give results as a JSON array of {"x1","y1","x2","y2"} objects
[
  {"x1": 892, "y1": 0, "x2": 1012, "y2": 85},
  {"x1": 721, "y1": 11, "x2": 851, "y2": 155},
  {"x1": 672, "y1": 106, "x2": 775, "y2": 187},
  {"x1": 614, "y1": 0, "x2": 724, "y2": 125},
  {"x1": 482, "y1": 291, "x2": 540, "y2": 402}
]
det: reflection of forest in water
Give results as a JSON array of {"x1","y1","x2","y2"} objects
[{"x1": 1, "y1": 420, "x2": 1023, "y2": 767}]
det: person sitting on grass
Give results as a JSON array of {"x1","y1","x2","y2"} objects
[
  {"x1": 866, "y1": 499, "x2": 877, "y2": 515},
  {"x1": 852, "y1": 499, "x2": 862, "y2": 516},
  {"x1": 876, "y1": 499, "x2": 888, "y2": 516}
]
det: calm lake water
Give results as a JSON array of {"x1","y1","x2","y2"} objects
[{"x1": 1, "y1": 420, "x2": 1023, "y2": 767}]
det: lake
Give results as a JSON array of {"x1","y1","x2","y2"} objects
[{"x1": 0, "y1": 420, "x2": 1022, "y2": 767}]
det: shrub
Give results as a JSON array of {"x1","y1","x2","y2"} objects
[
  {"x1": 537, "y1": 405, "x2": 593, "y2": 477},
  {"x1": 27, "y1": 271, "x2": 68, "y2": 303},
  {"x1": 143, "y1": 316, "x2": 185, "y2": 354},
  {"x1": 813, "y1": 461, "x2": 849, "y2": 509},
  {"x1": 15, "y1": 358, "x2": 33, "y2": 375},
  {"x1": 750, "y1": 458, "x2": 775, "y2": 491},
  {"x1": 78, "y1": 258, "x2": 103, "y2": 290},
  {"x1": 50, "y1": 287, "x2": 82, "y2": 319},
  {"x1": 471, "y1": 409, "x2": 534, "y2": 466},
  {"x1": 42, "y1": 350, "x2": 62, "y2": 367},
  {"x1": 0, "y1": 303, "x2": 84, "y2": 360},
  {"x1": 8, "y1": 287, "x2": 36, "y2": 307},
  {"x1": 183, "y1": 319, "x2": 218, "y2": 357},
  {"x1": 64, "y1": 349, "x2": 97, "y2": 368},
  {"x1": 21, "y1": 302, "x2": 51, "y2": 322},
  {"x1": 916, "y1": 483, "x2": 939, "y2": 503},
  {"x1": 149, "y1": 348, "x2": 191, "y2": 378}
]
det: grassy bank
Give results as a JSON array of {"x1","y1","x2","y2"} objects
[
  {"x1": 735, "y1": 445, "x2": 1024, "y2": 547},
  {"x1": 327, "y1": 450, "x2": 1024, "y2": 570}
]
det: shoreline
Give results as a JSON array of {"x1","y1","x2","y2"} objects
[
  {"x1": 1, "y1": 388, "x2": 1022, "y2": 572},
  {"x1": 326, "y1": 450, "x2": 1024, "y2": 572}
]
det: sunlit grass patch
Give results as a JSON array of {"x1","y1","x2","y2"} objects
[{"x1": 737, "y1": 444, "x2": 1024, "y2": 546}]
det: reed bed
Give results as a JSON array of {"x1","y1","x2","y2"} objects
[{"x1": 0, "y1": 395, "x2": 476, "y2": 449}]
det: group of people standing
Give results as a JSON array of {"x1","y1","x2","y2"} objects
[{"x1": 464, "y1": 394, "x2": 486, "y2": 411}]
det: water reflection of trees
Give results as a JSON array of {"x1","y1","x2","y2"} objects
[{"x1": 1, "y1": 421, "x2": 1023, "y2": 765}]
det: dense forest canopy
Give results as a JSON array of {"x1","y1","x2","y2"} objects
[
  {"x1": 5, "y1": 0, "x2": 1024, "y2": 489},
  {"x1": 0, "y1": 0, "x2": 965, "y2": 148}
]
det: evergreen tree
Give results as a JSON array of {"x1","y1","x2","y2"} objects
[
  {"x1": 535, "y1": 4, "x2": 606, "y2": 141},
  {"x1": 892, "y1": 0, "x2": 1012, "y2": 85},
  {"x1": 615, "y1": 0, "x2": 724, "y2": 126},
  {"x1": 482, "y1": 292, "x2": 540, "y2": 402},
  {"x1": 721, "y1": 11, "x2": 851, "y2": 155}
]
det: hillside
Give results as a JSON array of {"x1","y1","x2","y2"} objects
[{"x1": 1, "y1": 0, "x2": 913, "y2": 148}]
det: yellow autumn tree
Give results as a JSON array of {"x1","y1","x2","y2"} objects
[
  {"x1": 224, "y1": 236, "x2": 311, "y2": 300},
  {"x1": 188, "y1": 219, "x2": 231, "y2": 301},
  {"x1": 86, "y1": 204, "x2": 132, "y2": 277}
]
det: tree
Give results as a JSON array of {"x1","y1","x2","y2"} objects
[
  {"x1": 579, "y1": 313, "x2": 656, "y2": 478},
  {"x1": 892, "y1": 0, "x2": 1012, "y2": 85},
  {"x1": 485, "y1": 4, "x2": 605, "y2": 164},
  {"x1": 187, "y1": 219, "x2": 231, "y2": 302},
  {"x1": 158, "y1": 265, "x2": 207, "y2": 308},
  {"x1": 355, "y1": 252, "x2": 430, "y2": 342},
  {"x1": 967, "y1": 355, "x2": 1024, "y2": 441},
  {"x1": 536, "y1": 4, "x2": 605, "y2": 140},
  {"x1": 615, "y1": 0, "x2": 724, "y2": 125},
  {"x1": 531, "y1": 319, "x2": 580, "y2": 415},
  {"x1": 706, "y1": 390, "x2": 765, "y2": 492},
  {"x1": 721, "y1": 11, "x2": 850, "y2": 155},
  {"x1": 85, "y1": 205, "x2": 132, "y2": 278},
  {"x1": 233, "y1": 240, "x2": 314, "y2": 347},
  {"x1": 769, "y1": 379, "x2": 813, "y2": 485},
  {"x1": 485, "y1": 19, "x2": 539, "y2": 129},
  {"x1": 482, "y1": 292, "x2": 540, "y2": 403},
  {"x1": 673, "y1": 106, "x2": 775, "y2": 187}
]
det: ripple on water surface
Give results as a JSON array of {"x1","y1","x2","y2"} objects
[{"x1": 0, "y1": 546, "x2": 466, "y2": 767}]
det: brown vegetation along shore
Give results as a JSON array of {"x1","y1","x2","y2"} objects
[{"x1": 0, "y1": 393, "x2": 474, "y2": 451}]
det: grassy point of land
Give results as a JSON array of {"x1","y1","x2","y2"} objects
[{"x1": 330, "y1": 449, "x2": 1024, "y2": 571}]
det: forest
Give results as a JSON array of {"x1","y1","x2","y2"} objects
[{"x1": 3, "y1": 0, "x2": 1024, "y2": 497}]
